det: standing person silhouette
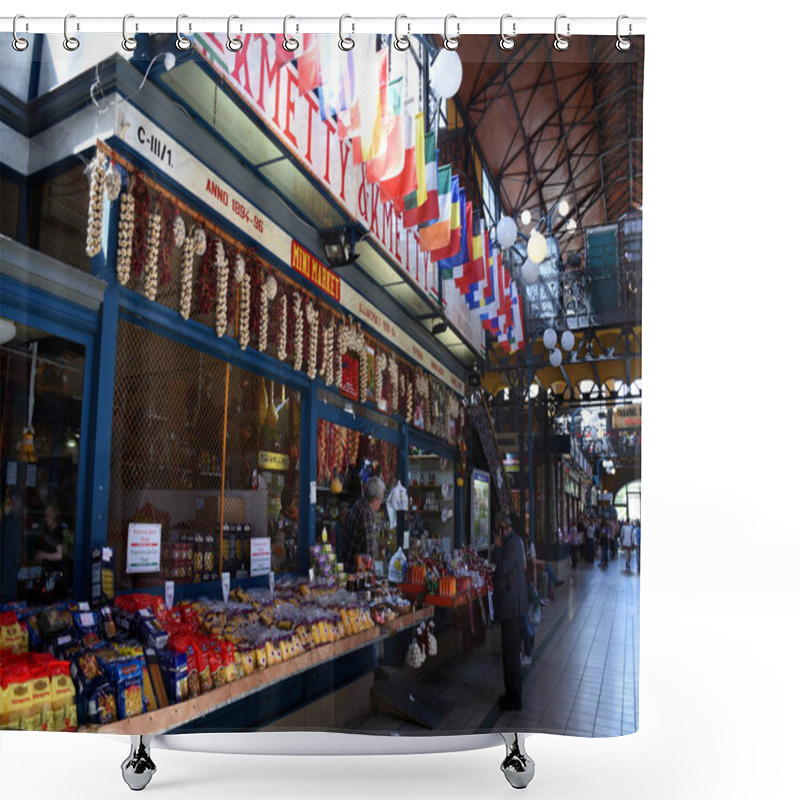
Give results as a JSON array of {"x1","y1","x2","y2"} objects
[{"x1": 492, "y1": 514, "x2": 528, "y2": 711}]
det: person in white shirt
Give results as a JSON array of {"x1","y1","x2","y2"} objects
[{"x1": 620, "y1": 519, "x2": 635, "y2": 571}]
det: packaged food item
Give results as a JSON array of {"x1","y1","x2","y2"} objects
[
  {"x1": 135, "y1": 608, "x2": 169, "y2": 650},
  {"x1": 157, "y1": 649, "x2": 188, "y2": 705},
  {"x1": 29, "y1": 662, "x2": 52, "y2": 730},
  {"x1": 37, "y1": 605, "x2": 72, "y2": 640},
  {"x1": 1, "y1": 662, "x2": 33, "y2": 729},
  {"x1": 91, "y1": 546, "x2": 115, "y2": 605},
  {"x1": 48, "y1": 660, "x2": 77, "y2": 731},
  {"x1": 0, "y1": 611, "x2": 28, "y2": 653},
  {"x1": 72, "y1": 610, "x2": 100, "y2": 639},
  {"x1": 111, "y1": 660, "x2": 144, "y2": 719},
  {"x1": 70, "y1": 648, "x2": 102, "y2": 691},
  {"x1": 86, "y1": 679, "x2": 117, "y2": 725},
  {"x1": 98, "y1": 606, "x2": 117, "y2": 640}
]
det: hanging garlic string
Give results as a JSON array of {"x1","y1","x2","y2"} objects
[
  {"x1": 143, "y1": 205, "x2": 163, "y2": 301},
  {"x1": 214, "y1": 239, "x2": 229, "y2": 337},
  {"x1": 292, "y1": 292, "x2": 304, "y2": 372},
  {"x1": 277, "y1": 293, "x2": 288, "y2": 361},
  {"x1": 115, "y1": 187, "x2": 135, "y2": 286},
  {"x1": 85, "y1": 152, "x2": 108, "y2": 258},
  {"x1": 239, "y1": 272, "x2": 251, "y2": 350}
]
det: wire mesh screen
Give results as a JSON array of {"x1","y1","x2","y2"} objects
[
  {"x1": 31, "y1": 164, "x2": 92, "y2": 273},
  {"x1": 107, "y1": 319, "x2": 301, "y2": 591}
]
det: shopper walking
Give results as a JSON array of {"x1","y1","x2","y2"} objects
[
  {"x1": 341, "y1": 477, "x2": 385, "y2": 572},
  {"x1": 633, "y1": 519, "x2": 641, "y2": 573},
  {"x1": 620, "y1": 519, "x2": 635, "y2": 571},
  {"x1": 584, "y1": 517, "x2": 595, "y2": 563},
  {"x1": 599, "y1": 521, "x2": 610, "y2": 568},
  {"x1": 568, "y1": 522, "x2": 579, "y2": 569},
  {"x1": 492, "y1": 514, "x2": 528, "y2": 711},
  {"x1": 528, "y1": 536, "x2": 564, "y2": 602}
]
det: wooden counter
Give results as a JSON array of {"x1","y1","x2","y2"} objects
[{"x1": 93, "y1": 607, "x2": 433, "y2": 735}]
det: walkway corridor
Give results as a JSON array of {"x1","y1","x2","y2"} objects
[{"x1": 353, "y1": 553, "x2": 640, "y2": 738}]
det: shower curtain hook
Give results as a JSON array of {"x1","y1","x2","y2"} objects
[
  {"x1": 176, "y1": 14, "x2": 192, "y2": 51},
  {"x1": 12, "y1": 15, "x2": 29, "y2": 51},
  {"x1": 394, "y1": 15, "x2": 410, "y2": 51},
  {"x1": 122, "y1": 15, "x2": 138, "y2": 52},
  {"x1": 63, "y1": 13, "x2": 80, "y2": 51},
  {"x1": 499, "y1": 15, "x2": 516, "y2": 51},
  {"x1": 227, "y1": 15, "x2": 243, "y2": 52},
  {"x1": 339, "y1": 15, "x2": 355, "y2": 51},
  {"x1": 554, "y1": 14, "x2": 570, "y2": 51},
  {"x1": 443, "y1": 14, "x2": 460, "y2": 50},
  {"x1": 616, "y1": 15, "x2": 632, "y2": 51},
  {"x1": 282, "y1": 16, "x2": 299, "y2": 51}
]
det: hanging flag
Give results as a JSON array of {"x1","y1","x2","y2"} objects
[
  {"x1": 484, "y1": 249, "x2": 505, "y2": 332},
  {"x1": 465, "y1": 219, "x2": 488, "y2": 307},
  {"x1": 457, "y1": 213, "x2": 485, "y2": 298},
  {"x1": 478, "y1": 229, "x2": 498, "y2": 325},
  {"x1": 297, "y1": 34, "x2": 322, "y2": 97},
  {"x1": 350, "y1": 46, "x2": 388, "y2": 166},
  {"x1": 318, "y1": 38, "x2": 355, "y2": 122},
  {"x1": 508, "y1": 281, "x2": 526, "y2": 352},
  {"x1": 382, "y1": 108, "x2": 418, "y2": 206},
  {"x1": 430, "y1": 175, "x2": 461, "y2": 263},
  {"x1": 399, "y1": 114, "x2": 428, "y2": 225},
  {"x1": 403, "y1": 134, "x2": 439, "y2": 227},
  {"x1": 365, "y1": 78, "x2": 405, "y2": 184},
  {"x1": 418, "y1": 164, "x2": 453, "y2": 251},
  {"x1": 273, "y1": 35, "x2": 298, "y2": 68},
  {"x1": 437, "y1": 187, "x2": 468, "y2": 280}
]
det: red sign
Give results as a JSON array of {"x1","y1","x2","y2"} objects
[
  {"x1": 340, "y1": 354, "x2": 359, "y2": 402},
  {"x1": 290, "y1": 241, "x2": 341, "y2": 301}
]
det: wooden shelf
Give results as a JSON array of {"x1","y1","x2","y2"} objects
[{"x1": 89, "y1": 609, "x2": 433, "y2": 735}]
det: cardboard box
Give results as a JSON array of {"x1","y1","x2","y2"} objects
[{"x1": 195, "y1": 495, "x2": 246, "y2": 531}]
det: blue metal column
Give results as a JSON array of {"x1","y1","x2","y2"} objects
[
  {"x1": 86, "y1": 168, "x2": 121, "y2": 566},
  {"x1": 298, "y1": 384, "x2": 319, "y2": 573}
]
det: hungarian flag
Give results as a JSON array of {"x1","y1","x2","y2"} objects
[
  {"x1": 381, "y1": 109, "x2": 417, "y2": 205},
  {"x1": 297, "y1": 34, "x2": 322, "y2": 97},
  {"x1": 365, "y1": 78, "x2": 405, "y2": 184},
  {"x1": 318, "y1": 37, "x2": 355, "y2": 122},
  {"x1": 437, "y1": 187, "x2": 468, "y2": 280},
  {"x1": 404, "y1": 134, "x2": 439, "y2": 227},
  {"x1": 418, "y1": 164, "x2": 453, "y2": 251},
  {"x1": 350, "y1": 46, "x2": 389, "y2": 166},
  {"x1": 430, "y1": 175, "x2": 461, "y2": 263}
]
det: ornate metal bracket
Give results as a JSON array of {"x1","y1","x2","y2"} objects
[
  {"x1": 121, "y1": 735, "x2": 157, "y2": 791},
  {"x1": 500, "y1": 732, "x2": 535, "y2": 789}
]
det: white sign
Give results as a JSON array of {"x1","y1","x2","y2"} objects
[
  {"x1": 165, "y1": 581, "x2": 175, "y2": 610},
  {"x1": 250, "y1": 537, "x2": 272, "y2": 577},
  {"x1": 114, "y1": 102, "x2": 466, "y2": 395},
  {"x1": 126, "y1": 523, "x2": 162, "y2": 574},
  {"x1": 222, "y1": 572, "x2": 231, "y2": 604},
  {"x1": 309, "y1": 481, "x2": 317, "y2": 505}
]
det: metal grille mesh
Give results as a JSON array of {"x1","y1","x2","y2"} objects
[{"x1": 107, "y1": 319, "x2": 301, "y2": 591}]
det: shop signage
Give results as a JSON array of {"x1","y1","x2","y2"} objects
[
  {"x1": 126, "y1": 523, "x2": 162, "y2": 574},
  {"x1": 290, "y1": 240, "x2": 341, "y2": 301},
  {"x1": 258, "y1": 451, "x2": 289, "y2": 471},
  {"x1": 250, "y1": 537, "x2": 272, "y2": 577},
  {"x1": 190, "y1": 33, "x2": 483, "y2": 353},
  {"x1": 612, "y1": 404, "x2": 642, "y2": 429},
  {"x1": 113, "y1": 102, "x2": 465, "y2": 395}
]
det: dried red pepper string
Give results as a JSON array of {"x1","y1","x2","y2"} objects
[
  {"x1": 197, "y1": 230, "x2": 214, "y2": 315},
  {"x1": 157, "y1": 195, "x2": 176, "y2": 286},
  {"x1": 130, "y1": 179, "x2": 150, "y2": 278}
]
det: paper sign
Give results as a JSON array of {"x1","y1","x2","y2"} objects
[
  {"x1": 310, "y1": 481, "x2": 317, "y2": 505},
  {"x1": 309, "y1": 568, "x2": 315, "y2": 583},
  {"x1": 403, "y1": 530, "x2": 410, "y2": 550},
  {"x1": 222, "y1": 572, "x2": 230, "y2": 604},
  {"x1": 165, "y1": 581, "x2": 175, "y2": 610},
  {"x1": 250, "y1": 537, "x2": 272, "y2": 577},
  {"x1": 126, "y1": 523, "x2": 162, "y2": 574},
  {"x1": 269, "y1": 572, "x2": 275, "y2": 593}
]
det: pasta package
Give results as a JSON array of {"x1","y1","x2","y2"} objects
[{"x1": 111, "y1": 660, "x2": 144, "y2": 720}]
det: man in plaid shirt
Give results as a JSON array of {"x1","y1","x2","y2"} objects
[{"x1": 342, "y1": 476, "x2": 386, "y2": 572}]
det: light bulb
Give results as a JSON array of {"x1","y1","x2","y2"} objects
[
  {"x1": 561, "y1": 330, "x2": 575, "y2": 351},
  {"x1": 496, "y1": 216, "x2": 518, "y2": 249},
  {"x1": 557, "y1": 199, "x2": 570, "y2": 217},
  {"x1": 520, "y1": 209, "x2": 532, "y2": 226},
  {"x1": 527, "y1": 230, "x2": 547, "y2": 263},
  {"x1": 430, "y1": 50, "x2": 463, "y2": 99},
  {"x1": 520, "y1": 260, "x2": 540, "y2": 285},
  {"x1": 543, "y1": 328, "x2": 557, "y2": 350},
  {"x1": 549, "y1": 348, "x2": 563, "y2": 368}
]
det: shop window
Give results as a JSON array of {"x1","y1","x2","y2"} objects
[
  {"x1": 30, "y1": 164, "x2": 92, "y2": 272},
  {"x1": 315, "y1": 419, "x2": 398, "y2": 574},
  {"x1": 107, "y1": 320, "x2": 301, "y2": 592},
  {"x1": 1, "y1": 172, "x2": 21, "y2": 239},
  {"x1": 0, "y1": 322, "x2": 85, "y2": 604},
  {"x1": 408, "y1": 446, "x2": 455, "y2": 554}
]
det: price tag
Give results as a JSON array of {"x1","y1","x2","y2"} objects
[
  {"x1": 403, "y1": 530, "x2": 410, "y2": 550},
  {"x1": 308, "y1": 568, "x2": 315, "y2": 583},
  {"x1": 57, "y1": 635, "x2": 71, "y2": 646},
  {"x1": 165, "y1": 581, "x2": 175, "y2": 610},
  {"x1": 269, "y1": 571, "x2": 275, "y2": 593},
  {"x1": 77, "y1": 601, "x2": 90, "y2": 611},
  {"x1": 221, "y1": 572, "x2": 230, "y2": 604},
  {"x1": 309, "y1": 481, "x2": 317, "y2": 505}
]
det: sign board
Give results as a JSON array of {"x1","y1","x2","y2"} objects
[
  {"x1": 612, "y1": 404, "x2": 642, "y2": 429},
  {"x1": 250, "y1": 537, "x2": 272, "y2": 577},
  {"x1": 126, "y1": 523, "x2": 162, "y2": 574},
  {"x1": 258, "y1": 451, "x2": 289, "y2": 471},
  {"x1": 471, "y1": 469, "x2": 491, "y2": 551},
  {"x1": 340, "y1": 353, "x2": 359, "y2": 401},
  {"x1": 290, "y1": 240, "x2": 341, "y2": 301}
]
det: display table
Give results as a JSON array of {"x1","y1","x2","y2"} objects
[{"x1": 91, "y1": 608, "x2": 433, "y2": 735}]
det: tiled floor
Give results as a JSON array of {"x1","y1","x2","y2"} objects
[{"x1": 351, "y1": 552, "x2": 639, "y2": 738}]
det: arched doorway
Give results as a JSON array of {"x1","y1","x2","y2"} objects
[{"x1": 614, "y1": 480, "x2": 641, "y2": 522}]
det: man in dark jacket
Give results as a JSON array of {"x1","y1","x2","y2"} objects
[{"x1": 492, "y1": 513, "x2": 528, "y2": 711}]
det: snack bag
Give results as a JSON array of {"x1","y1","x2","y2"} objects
[
  {"x1": 1, "y1": 661, "x2": 32, "y2": 728},
  {"x1": 48, "y1": 659, "x2": 77, "y2": 731},
  {"x1": 29, "y1": 662, "x2": 53, "y2": 731}
]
